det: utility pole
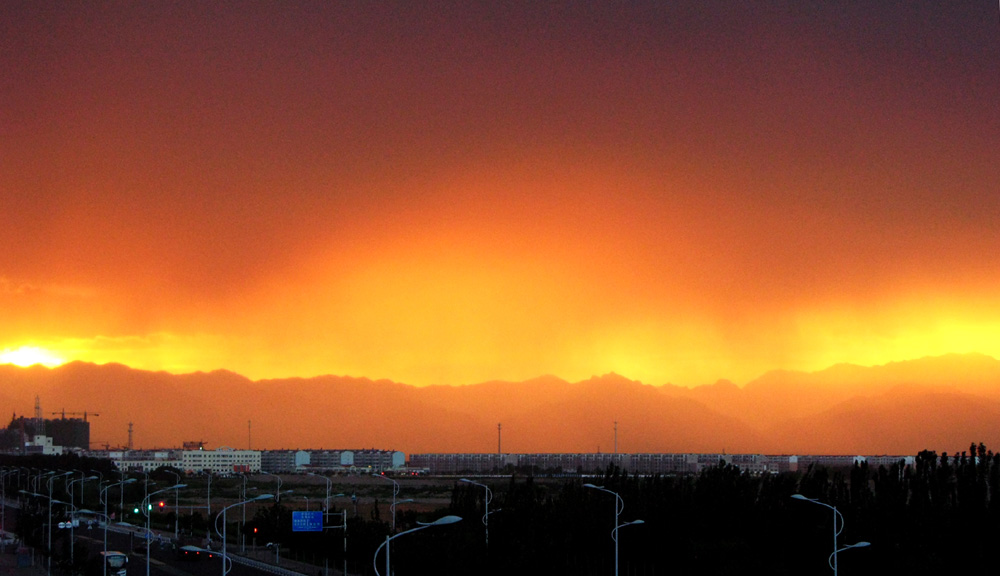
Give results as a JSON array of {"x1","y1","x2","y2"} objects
[{"x1": 35, "y1": 396, "x2": 45, "y2": 436}]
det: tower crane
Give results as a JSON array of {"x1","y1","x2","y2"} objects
[{"x1": 50, "y1": 410, "x2": 100, "y2": 421}]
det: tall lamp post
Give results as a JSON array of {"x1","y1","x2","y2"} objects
[
  {"x1": 1, "y1": 468, "x2": 18, "y2": 539},
  {"x1": 64, "y1": 473, "x2": 95, "y2": 568},
  {"x1": 459, "y1": 478, "x2": 492, "y2": 548},
  {"x1": 238, "y1": 473, "x2": 248, "y2": 553},
  {"x1": 326, "y1": 495, "x2": 348, "y2": 576},
  {"x1": 89, "y1": 470, "x2": 104, "y2": 490},
  {"x1": 117, "y1": 472, "x2": 127, "y2": 523},
  {"x1": 308, "y1": 475, "x2": 346, "y2": 576},
  {"x1": 583, "y1": 484, "x2": 644, "y2": 576},
  {"x1": 50, "y1": 499, "x2": 79, "y2": 568},
  {"x1": 89, "y1": 470, "x2": 105, "y2": 515},
  {"x1": 215, "y1": 494, "x2": 274, "y2": 576},
  {"x1": 46, "y1": 471, "x2": 73, "y2": 576},
  {"x1": 17, "y1": 490, "x2": 52, "y2": 575},
  {"x1": 373, "y1": 515, "x2": 461, "y2": 576},
  {"x1": 142, "y1": 484, "x2": 186, "y2": 576},
  {"x1": 162, "y1": 470, "x2": 182, "y2": 540},
  {"x1": 307, "y1": 473, "x2": 333, "y2": 521},
  {"x1": 372, "y1": 474, "x2": 400, "y2": 532},
  {"x1": 67, "y1": 472, "x2": 96, "y2": 511},
  {"x1": 134, "y1": 471, "x2": 152, "y2": 523},
  {"x1": 791, "y1": 494, "x2": 870, "y2": 576},
  {"x1": 260, "y1": 472, "x2": 282, "y2": 503},
  {"x1": 101, "y1": 479, "x2": 136, "y2": 576},
  {"x1": 35, "y1": 470, "x2": 55, "y2": 494},
  {"x1": 30, "y1": 470, "x2": 46, "y2": 494}
]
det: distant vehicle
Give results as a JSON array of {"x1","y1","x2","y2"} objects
[
  {"x1": 176, "y1": 545, "x2": 215, "y2": 561},
  {"x1": 0, "y1": 532, "x2": 18, "y2": 548},
  {"x1": 89, "y1": 551, "x2": 128, "y2": 576}
]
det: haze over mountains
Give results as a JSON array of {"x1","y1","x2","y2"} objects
[{"x1": 2, "y1": 354, "x2": 999, "y2": 456}]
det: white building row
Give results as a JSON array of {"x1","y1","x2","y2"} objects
[
  {"x1": 261, "y1": 449, "x2": 406, "y2": 473},
  {"x1": 408, "y1": 452, "x2": 916, "y2": 475},
  {"x1": 93, "y1": 447, "x2": 405, "y2": 475},
  {"x1": 104, "y1": 447, "x2": 261, "y2": 475}
]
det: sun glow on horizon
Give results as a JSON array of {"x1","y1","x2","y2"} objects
[{"x1": 0, "y1": 346, "x2": 67, "y2": 368}]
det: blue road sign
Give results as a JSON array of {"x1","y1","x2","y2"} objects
[{"x1": 292, "y1": 511, "x2": 324, "y2": 532}]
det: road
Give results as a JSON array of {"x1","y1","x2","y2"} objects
[
  {"x1": 3, "y1": 498, "x2": 327, "y2": 576},
  {"x1": 70, "y1": 524, "x2": 310, "y2": 576}
]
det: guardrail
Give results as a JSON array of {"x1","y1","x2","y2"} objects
[{"x1": 229, "y1": 554, "x2": 309, "y2": 576}]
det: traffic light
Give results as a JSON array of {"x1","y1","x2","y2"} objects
[
  {"x1": 158, "y1": 501, "x2": 165, "y2": 509},
  {"x1": 242, "y1": 521, "x2": 258, "y2": 536}
]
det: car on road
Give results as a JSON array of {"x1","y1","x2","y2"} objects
[
  {"x1": 176, "y1": 545, "x2": 216, "y2": 561},
  {"x1": 87, "y1": 551, "x2": 128, "y2": 576}
]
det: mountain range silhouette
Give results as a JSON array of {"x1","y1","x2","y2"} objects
[{"x1": 2, "y1": 353, "x2": 999, "y2": 456}]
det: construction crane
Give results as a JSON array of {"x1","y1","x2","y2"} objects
[{"x1": 50, "y1": 410, "x2": 100, "y2": 421}]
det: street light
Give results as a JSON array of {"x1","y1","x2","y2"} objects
[
  {"x1": 21, "y1": 475, "x2": 73, "y2": 576},
  {"x1": 307, "y1": 473, "x2": 333, "y2": 519},
  {"x1": 583, "y1": 484, "x2": 644, "y2": 576},
  {"x1": 89, "y1": 469, "x2": 106, "y2": 514},
  {"x1": 215, "y1": 494, "x2": 274, "y2": 576},
  {"x1": 830, "y1": 542, "x2": 870, "y2": 571},
  {"x1": 1, "y1": 468, "x2": 18, "y2": 543},
  {"x1": 49, "y1": 499, "x2": 80, "y2": 568},
  {"x1": 142, "y1": 484, "x2": 186, "y2": 576},
  {"x1": 116, "y1": 472, "x2": 128, "y2": 523},
  {"x1": 206, "y1": 473, "x2": 213, "y2": 546},
  {"x1": 308, "y1": 474, "x2": 346, "y2": 576},
  {"x1": 63, "y1": 475, "x2": 93, "y2": 568},
  {"x1": 373, "y1": 515, "x2": 462, "y2": 576},
  {"x1": 101, "y1": 479, "x2": 136, "y2": 576},
  {"x1": 459, "y1": 478, "x2": 493, "y2": 548},
  {"x1": 133, "y1": 471, "x2": 152, "y2": 523},
  {"x1": 260, "y1": 471, "x2": 283, "y2": 503},
  {"x1": 791, "y1": 494, "x2": 871, "y2": 575},
  {"x1": 33, "y1": 470, "x2": 53, "y2": 493},
  {"x1": 326, "y1": 494, "x2": 348, "y2": 576},
  {"x1": 373, "y1": 474, "x2": 400, "y2": 532},
  {"x1": 163, "y1": 469, "x2": 182, "y2": 540},
  {"x1": 238, "y1": 473, "x2": 249, "y2": 553},
  {"x1": 17, "y1": 491, "x2": 49, "y2": 569},
  {"x1": 67, "y1": 473, "x2": 97, "y2": 510},
  {"x1": 89, "y1": 469, "x2": 104, "y2": 489},
  {"x1": 46, "y1": 471, "x2": 73, "y2": 576}
]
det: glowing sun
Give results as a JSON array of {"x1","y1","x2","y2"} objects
[{"x1": 0, "y1": 346, "x2": 66, "y2": 368}]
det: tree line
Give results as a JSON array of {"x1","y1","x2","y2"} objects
[
  {"x1": 239, "y1": 442, "x2": 1000, "y2": 575},
  {"x1": 8, "y1": 444, "x2": 1000, "y2": 575}
]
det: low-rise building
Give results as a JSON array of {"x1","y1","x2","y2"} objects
[
  {"x1": 261, "y1": 450, "x2": 310, "y2": 473},
  {"x1": 25, "y1": 435, "x2": 64, "y2": 456},
  {"x1": 182, "y1": 447, "x2": 261, "y2": 475},
  {"x1": 99, "y1": 447, "x2": 261, "y2": 474}
]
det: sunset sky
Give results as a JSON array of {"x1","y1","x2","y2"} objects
[{"x1": 2, "y1": 1, "x2": 999, "y2": 388}]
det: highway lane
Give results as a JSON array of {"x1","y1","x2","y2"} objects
[
  {"x1": 74, "y1": 527, "x2": 309, "y2": 576},
  {"x1": 2, "y1": 498, "x2": 316, "y2": 576}
]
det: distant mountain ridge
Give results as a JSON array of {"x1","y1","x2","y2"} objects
[{"x1": 1, "y1": 353, "x2": 999, "y2": 455}]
